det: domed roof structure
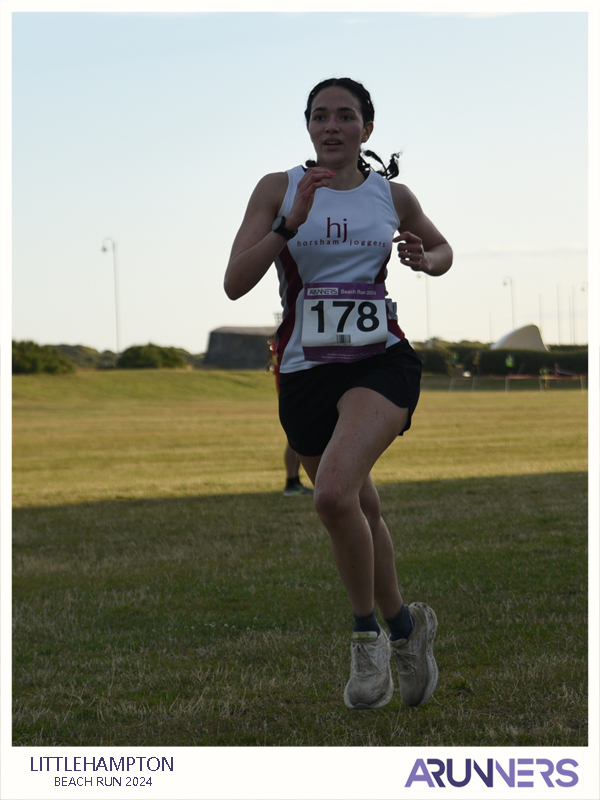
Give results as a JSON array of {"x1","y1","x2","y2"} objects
[{"x1": 491, "y1": 324, "x2": 548, "y2": 351}]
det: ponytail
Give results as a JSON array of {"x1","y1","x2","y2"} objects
[
  {"x1": 360, "y1": 150, "x2": 401, "y2": 181},
  {"x1": 305, "y1": 149, "x2": 401, "y2": 181}
]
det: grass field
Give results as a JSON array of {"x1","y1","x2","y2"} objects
[{"x1": 12, "y1": 370, "x2": 588, "y2": 746}]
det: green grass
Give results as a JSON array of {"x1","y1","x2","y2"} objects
[
  {"x1": 12, "y1": 370, "x2": 588, "y2": 746},
  {"x1": 12, "y1": 370, "x2": 587, "y2": 506}
]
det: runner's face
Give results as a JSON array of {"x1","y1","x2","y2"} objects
[{"x1": 307, "y1": 87, "x2": 373, "y2": 168}]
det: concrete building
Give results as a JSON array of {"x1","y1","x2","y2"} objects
[{"x1": 204, "y1": 326, "x2": 277, "y2": 369}]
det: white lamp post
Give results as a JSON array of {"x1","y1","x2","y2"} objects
[
  {"x1": 580, "y1": 282, "x2": 588, "y2": 345},
  {"x1": 503, "y1": 276, "x2": 515, "y2": 330},
  {"x1": 556, "y1": 284, "x2": 561, "y2": 345},
  {"x1": 101, "y1": 237, "x2": 121, "y2": 362},
  {"x1": 417, "y1": 273, "x2": 431, "y2": 341}
]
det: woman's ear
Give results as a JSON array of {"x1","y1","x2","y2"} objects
[{"x1": 362, "y1": 121, "x2": 374, "y2": 143}]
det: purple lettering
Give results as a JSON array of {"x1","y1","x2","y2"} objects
[
  {"x1": 447, "y1": 758, "x2": 471, "y2": 788},
  {"x1": 556, "y1": 759, "x2": 579, "y2": 787},
  {"x1": 326, "y1": 218, "x2": 341, "y2": 238},
  {"x1": 473, "y1": 759, "x2": 493, "y2": 787},
  {"x1": 495, "y1": 759, "x2": 515, "y2": 787},
  {"x1": 405, "y1": 759, "x2": 435, "y2": 788},
  {"x1": 427, "y1": 759, "x2": 446, "y2": 787},
  {"x1": 536, "y1": 759, "x2": 554, "y2": 787}
]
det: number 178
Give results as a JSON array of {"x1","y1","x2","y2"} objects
[{"x1": 310, "y1": 300, "x2": 380, "y2": 333}]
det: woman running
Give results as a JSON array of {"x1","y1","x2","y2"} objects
[{"x1": 224, "y1": 77, "x2": 452, "y2": 710}]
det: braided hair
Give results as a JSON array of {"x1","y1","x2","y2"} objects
[{"x1": 304, "y1": 77, "x2": 400, "y2": 181}]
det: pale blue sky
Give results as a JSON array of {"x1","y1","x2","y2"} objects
[{"x1": 10, "y1": 10, "x2": 591, "y2": 353}]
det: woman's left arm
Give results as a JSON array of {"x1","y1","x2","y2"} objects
[{"x1": 390, "y1": 183, "x2": 453, "y2": 277}]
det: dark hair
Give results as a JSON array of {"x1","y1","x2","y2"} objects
[{"x1": 304, "y1": 77, "x2": 400, "y2": 180}]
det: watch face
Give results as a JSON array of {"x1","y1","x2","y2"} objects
[{"x1": 272, "y1": 215, "x2": 296, "y2": 240}]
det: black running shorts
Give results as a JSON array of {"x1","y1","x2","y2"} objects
[{"x1": 278, "y1": 339, "x2": 423, "y2": 457}]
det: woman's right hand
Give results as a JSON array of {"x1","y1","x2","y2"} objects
[
  {"x1": 225, "y1": 168, "x2": 335, "y2": 300},
  {"x1": 286, "y1": 167, "x2": 335, "y2": 230}
]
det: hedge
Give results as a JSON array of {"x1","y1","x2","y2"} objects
[
  {"x1": 116, "y1": 344, "x2": 187, "y2": 370},
  {"x1": 477, "y1": 348, "x2": 588, "y2": 376},
  {"x1": 412, "y1": 347, "x2": 453, "y2": 375},
  {"x1": 12, "y1": 341, "x2": 75, "y2": 375}
]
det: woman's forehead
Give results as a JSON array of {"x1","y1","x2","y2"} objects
[{"x1": 310, "y1": 86, "x2": 360, "y2": 112}]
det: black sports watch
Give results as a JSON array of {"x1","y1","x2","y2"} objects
[{"x1": 271, "y1": 215, "x2": 298, "y2": 241}]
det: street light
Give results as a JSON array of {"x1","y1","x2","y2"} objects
[
  {"x1": 101, "y1": 237, "x2": 121, "y2": 362},
  {"x1": 556, "y1": 284, "x2": 561, "y2": 345},
  {"x1": 503, "y1": 276, "x2": 515, "y2": 330},
  {"x1": 580, "y1": 283, "x2": 588, "y2": 345},
  {"x1": 417, "y1": 273, "x2": 431, "y2": 341}
]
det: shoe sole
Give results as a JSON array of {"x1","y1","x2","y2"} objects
[
  {"x1": 411, "y1": 602, "x2": 439, "y2": 707},
  {"x1": 343, "y1": 663, "x2": 395, "y2": 710}
]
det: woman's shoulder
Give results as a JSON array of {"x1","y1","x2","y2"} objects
[
  {"x1": 255, "y1": 170, "x2": 289, "y2": 193},
  {"x1": 246, "y1": 171, "x2": 290, "y2": 212},
  {"x1": 388, "y1": 181, "x2": 422, "y2": 216},
  {"x1": 388, "y1": 181, "x2": 414, "y2": 201},
  {"x1": 251, "y1": 166, "x2": 305, "y2": 210}
]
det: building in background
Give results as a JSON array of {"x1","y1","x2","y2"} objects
[
  {"x1": 204, "y1": 326, "x2": 276, "y2": 370},
  {"x1": 491, "y1": 324, "x2": 548, "y2": 352}
]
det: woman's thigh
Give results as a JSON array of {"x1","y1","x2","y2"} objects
[
  {"x1": 304, "y1": 387, "x2": 408, "y2": 499},
  {"x1": 279, "y1": 340, "x2": 422, "y2": 458}
]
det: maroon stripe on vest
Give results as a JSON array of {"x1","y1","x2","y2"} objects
[
  {"x1": 374, "y1": 252, "x2": 391, "y2": 286},
  {"x1": 375, "y1": 252, "x2": 405, "y2": 340},
  {"x1": 275, "y1": 246, "x2": 304, "y2": 366}
]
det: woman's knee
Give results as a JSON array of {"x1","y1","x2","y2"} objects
[{"x1": 313, "y1": 482, "x2": 357, "y2": 525}]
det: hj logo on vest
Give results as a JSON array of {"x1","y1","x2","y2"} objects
[
  {"x1": 295, "y1": 217, "x2": 387, "y2": 249},
  {"x1": 326, "y1": 217, "x2": 348, "y2": 243}
]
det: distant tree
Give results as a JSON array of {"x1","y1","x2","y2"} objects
[
  {"x1": 412, "y1": 346, "x2": 453, "y2": 375},
  {"x1": 12, "y1": 340, "x2": 75, "y2": 375},
  {"x1": 116, "y1": 344, "x2": 187, "y2": 369},
  {"x1": 55, "y1": 344, "x2": 116, "y2": 370},
  {"x1": 478, "y1": 348, "x2": 588, "y2": 376}
]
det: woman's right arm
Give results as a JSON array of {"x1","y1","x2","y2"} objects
[
  {"x1": 224, "y1": 168, "x2": 335, "y2": 300},
  {"x1": 224, "y1": 173, "x2": 288, "y2": 301}
]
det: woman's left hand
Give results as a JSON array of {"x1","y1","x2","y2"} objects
[{"x1": 393, "y1": 230, "x2": 429, "y2": 273}]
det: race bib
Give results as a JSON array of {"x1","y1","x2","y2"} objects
[{"x1": 301, "y1": 282, "x2": 388, "y2": 363}]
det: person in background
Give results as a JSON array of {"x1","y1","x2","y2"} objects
[
  {"x1": 283, "y1": 442, "x2": 314, "y2": 497},
  {"x1": 268, "y1": 338, "x2": 313, "y2": 497}
]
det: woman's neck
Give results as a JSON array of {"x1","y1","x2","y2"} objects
[{"x1": 317, "y1": 160, "x2": 366, "y2": 191}]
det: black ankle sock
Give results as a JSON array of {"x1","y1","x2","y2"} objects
[
  {"x1": 353, "y1": 608, "x2": 381, "y2": 635},
  {"x1": 286, "y1": 477, "x2": 301, "y2": 488},
  {"x1": 385, "y1": 604, "x2": 414, "y2": 642}
]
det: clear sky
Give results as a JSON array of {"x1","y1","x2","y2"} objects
[{"x1": 7, "y1": 7, "x2": 593, "y2": 354}]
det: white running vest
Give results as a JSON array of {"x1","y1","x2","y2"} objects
[{"x1": 274, "y1": 165, "x2": 404, "y2": 373}]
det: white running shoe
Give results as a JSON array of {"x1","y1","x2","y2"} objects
[
  {"x1": 390, "y1": 602, "x2": 438, "y2": 707},
  {"x1": 343, "y1": 631, "x2": 394, "y2": 710}
]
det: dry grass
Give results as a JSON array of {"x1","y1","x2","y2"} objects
[{"x1": 12, "y1": 370, "x2": 587, "y2": 507}]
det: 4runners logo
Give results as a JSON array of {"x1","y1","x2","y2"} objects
[{"x1": 405, "y1": 757, "x2": 579, "y2": 789}]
